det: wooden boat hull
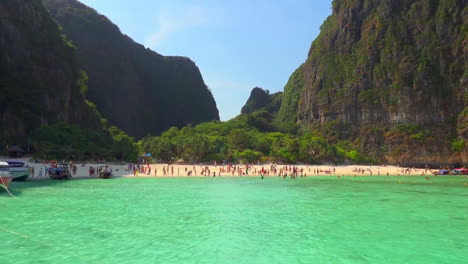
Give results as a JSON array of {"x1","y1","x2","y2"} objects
[
  {"x1": 48, "y1": 169, "x2": 72, "y2": 180},
  {"x1": 98, "y1": 166, "x2": 113, "y2": 179},
  {"x1": 48, "y1": 173, "x2": 72, "y2": 180},
  {"x1": 99, "y1": 172, "x2": 112, "y2": 179}
]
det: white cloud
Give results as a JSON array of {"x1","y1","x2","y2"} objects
[{"x1": 144, "y1": 5, "x2": 221, "y2": 49}]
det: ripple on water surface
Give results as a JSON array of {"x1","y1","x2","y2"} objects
[{"x1": 1, "y1": 176, "x2": 467, "y2": 264}]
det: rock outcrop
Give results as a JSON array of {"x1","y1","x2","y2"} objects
[
  {"x1": 0, "y1": 0, "x2": 101, "y2": 145},
  {"x1": 279, "y1": 0, "x2": 467, "y2": 165},
  {"x1": 241, "y1": 87, "x2": 282, "y2": 115},
  {"x1": 43, "y1": 0, "x2": 220, "y2": 138}
]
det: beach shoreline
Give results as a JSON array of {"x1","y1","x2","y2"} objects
[{"x1": 1, "y1": 157, "x2": 441, "y2": 180}]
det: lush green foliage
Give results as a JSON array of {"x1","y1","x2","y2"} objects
[
  {"x1": 451, "y1": 139, "x2": 465, "y2": 152},
  {"x1": 33, "y1": 123, "x2": 139, "y2": 162},
  {"x1": 276, "y1": 65, "x2": 305, "y2": 125},
  {"x1": 140, "y1": 114, "x2": 373, "y2": 164}
]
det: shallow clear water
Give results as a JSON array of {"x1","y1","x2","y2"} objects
[{"x1": 1, "y1": 176, "x2": 467, "y2": 264}]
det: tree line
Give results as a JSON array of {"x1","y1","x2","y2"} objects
[{"x1": 29, "y1": 112, "x2": 376, "y2": 164}]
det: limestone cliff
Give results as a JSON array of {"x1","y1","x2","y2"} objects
[
  {"x1": 43, "y1": 0, "x2": 220, "y2": 138},
  {"x1": 241, "y1": 87, "x2": 283, "y2": 115},
  {"x1": 279, "y1": 0, "x2": 467, "y2": 165},
  {"x1": 0, "y1": 0, "x2": 101, "y2": 145}
]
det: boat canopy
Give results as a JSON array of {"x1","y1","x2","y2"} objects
[{"x1": 7, "y1": 161, "x2": 24, "y2": 167}]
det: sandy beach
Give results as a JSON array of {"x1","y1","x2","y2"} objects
[{"x1": 2, "y1": 157, "x2": 438, "y2": 179}]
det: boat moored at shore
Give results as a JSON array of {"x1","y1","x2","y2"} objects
[
  {"x1": 0, "y1": 161, "x2": 26, "y2": 190},
  {"x1": 7, "y1": 161, "x2": 31, "y2": 181},
  {"x1": 98, "y1": 165, "x2": 113, "y2": 179},
  {"x1": 48, "y1": 166, "x2": 72, "y2": 180}
]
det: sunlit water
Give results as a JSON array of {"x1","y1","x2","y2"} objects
[{"x1": 1, "y1": 176, "x2": 467, "y2": 264}]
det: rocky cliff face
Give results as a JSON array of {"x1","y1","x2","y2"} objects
[
  {"x1": 43, "y1": 0, "x2": 220, "y2": 138},
  {"x1": 0, "y1": 0, "x2": 101, "y2": 145},
  {"x1": 280, "y1": 0, "x2": 467, "y2": 165},
  {"x1": 241, "y1": 87, "x2": 282, "y2": 115}
]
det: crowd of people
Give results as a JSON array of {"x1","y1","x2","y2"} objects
[
  {"x1": 23, "y1": 159, "x2": 457, "y2": 180},
  {"x1": 125, "y1": 163, "x2": 354, "y2": 179},
  {"x1": 29, "y1": 160, "x2": 78, "y2": 178}
]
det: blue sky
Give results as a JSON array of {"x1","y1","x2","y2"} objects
[{"x1": 79, "y1": 0, "x2": 333, "y2": 120}]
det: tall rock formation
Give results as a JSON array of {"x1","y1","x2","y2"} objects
[
  {"x1": 0, "y1": 0, "x2": 101, "y2": 145},
  {"x1": 43, "y1": 0, "x2": 219, "y2": 138},
  {"x1": 279, "y1": 0, "x2": 467, "y2": 165}
]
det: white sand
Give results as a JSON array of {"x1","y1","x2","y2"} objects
[{"x1": 1, "y1": 157, "x2": 436, "y2": 180}]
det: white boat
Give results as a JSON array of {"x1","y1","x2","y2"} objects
[
  {"x1": 6, "y1": 161, "x2": 31, "y2": 181},
  {"x1": 0, "y1": 161, "x2": 30, "y2": 190},
  {"x1": 0, "y1": 162, "x2": 15, "y2": 189}
]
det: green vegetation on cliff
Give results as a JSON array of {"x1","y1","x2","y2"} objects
[
  {"x1": 43, "y1": 0, "x2": 219, "y2": 138},
  {"x1": 0, "y1": 0, "x2": 101, "y2": 147},
  {"x1": 2, "y1": 0, "x2": 465, "y2": 166},
  {"x1": 276, "y1": 65, "x2": 305, "y2": 124},
  {"x1": 0, "y1": 0, "x2": 140, "y2": 162},
  {"x1": 274, "y1": 0, "x2": 467, "y2": 165},
  {"x1": 241, "y1": 87, "x2": 283, "y2": 115}
]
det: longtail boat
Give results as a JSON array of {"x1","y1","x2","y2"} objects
[
  {"x1": 98, "y1": 165, "x2": 113, "y2": 179},
  {"x1": 48, "y1": 166, "x2": 72, "y2": 180}
]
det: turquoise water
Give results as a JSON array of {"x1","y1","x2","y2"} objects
[{"x1": 1, "y1": 176, "x2": 467, "y2": 264}]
